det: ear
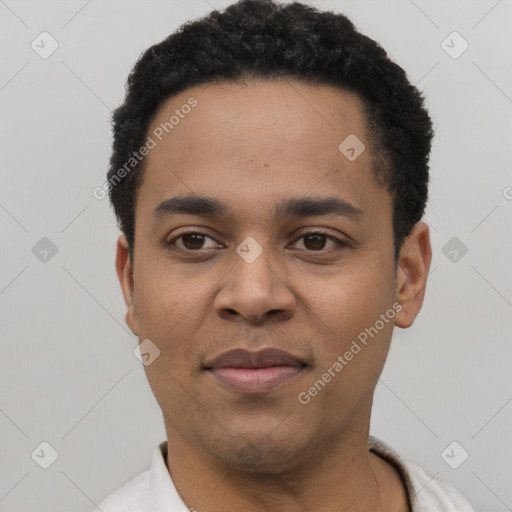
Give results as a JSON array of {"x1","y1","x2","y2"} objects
[
  {"x1": 394, "y1": 221, "x2": 432, "y2": 329},
  {"x1": 115, "y1": 234, "x2": 140, "y2": 336}
]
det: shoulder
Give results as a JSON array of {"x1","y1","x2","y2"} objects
[
  {"x1": 90, "y1": 440, "x2": 192, "y2": 511},
  {"x1": 91, "y1": 466, "x2": 152, "y2": 512},
  {"x1": 401, "y1": 457, "x2": 476, "y2": 511},
  {"x1": 369, "y1": 436, "x2": 476, "y2": 512}
]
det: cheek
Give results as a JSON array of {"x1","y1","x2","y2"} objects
[
  {"x1": 302, "y1": 265, "x2": 396, "y2": 395},
  {"x1": 309, "y1": 267, "x2": 391, "y2": 338},
  {"x1": 299, "y1": 270, "x2": 396, "y2": 417},
  {"x1": 134, "y1": 259, "x2": 199, "y2": 326},
  {"x1": 133, "y1": 270, "x2": 206, "y2": 367}
]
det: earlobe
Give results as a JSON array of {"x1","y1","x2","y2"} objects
[
  {"x1": 394, "y1": 222, "x2": 432, "y2": 329},
  {"x1": 115, "y1": 234, "x2": 139, "y2": 336}
]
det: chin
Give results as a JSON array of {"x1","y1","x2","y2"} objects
[{"x1": 207, "y1": 433, "x2": 309, "y2": 475}]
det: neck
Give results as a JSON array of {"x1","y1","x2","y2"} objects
[{"x1": 164, "y1": 428, "x2": 397, "y2": 512}]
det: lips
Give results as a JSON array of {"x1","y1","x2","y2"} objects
[
  {"x1": 205, "y1": 348, "x2": 305, "y2": 370},
  {"x1": 204, "y1": 348, "x2": 307, "y2": 393}
]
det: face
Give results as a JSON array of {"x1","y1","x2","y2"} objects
[{"x1": 116, "y1": 79, "x2": 431, "y2": 473}]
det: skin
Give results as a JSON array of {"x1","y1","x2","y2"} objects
[{"x1": 115, "y1": 78, "x2": 431, "y2": 512}]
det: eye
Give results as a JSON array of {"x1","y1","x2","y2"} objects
[
  {"x1": 167, "y1": 230, "x2": 348, "y2": 253},
  {"x1": 168, "y1": 230, "x2": 223, "y2": 251},
  {"x1": 291, "y1": 231, "x2": 348, "y2": 252}
]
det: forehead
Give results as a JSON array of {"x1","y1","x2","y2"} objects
[
  {"x1": 136, "y1": 79, "x2": 389, "y2": 229},
  {"x1": 147, "y1": 79, "x2": 370, "y2": 158}
]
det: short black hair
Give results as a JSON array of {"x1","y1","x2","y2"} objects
[{"x1": 107, "y1": 0, "x2": 434, "y2": 264}]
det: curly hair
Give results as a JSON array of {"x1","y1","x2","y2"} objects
[{"x1": 107, "y1": 0, "x2": 434, "y2": 263}]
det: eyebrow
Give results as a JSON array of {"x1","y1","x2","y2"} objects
[{"x1": 153, "y1": 194, "x2": 364, "y2": 223}]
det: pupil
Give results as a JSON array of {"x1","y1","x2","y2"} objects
[
  {"x1": 306, "y1": 234, "x2": 325, "y2": 250},
  {"x1": 184, "y1": 234, "x2": 204, "y2": 250}
]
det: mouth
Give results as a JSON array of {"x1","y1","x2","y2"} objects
[{"x1": 203, "y1": 348, "x2": 308, "y2": 393}]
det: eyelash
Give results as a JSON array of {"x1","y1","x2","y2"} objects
[{"x1": 167, "y1": 229, "x2": 349, "y2": 253}]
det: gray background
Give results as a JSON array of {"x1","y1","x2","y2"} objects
[{"x1": 1, "y1": 0, "x2": 511, "y2": 510}]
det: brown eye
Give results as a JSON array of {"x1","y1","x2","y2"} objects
[
  {"x1": 303, "y1": 233, "x2": 327, "y2": 250},
  {"x1": 181, "y1": 233, "x2": 207, "y2": 250},
  {"x1": 168, "y1": 231, "x2": 221, "y2": 251},
  {"x1": 293, "y1": 231, "x2": 347, "y2": 252}
]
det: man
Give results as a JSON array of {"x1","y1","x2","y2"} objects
[{"x1": 95, "y1": 0, "x2": 476, "y2": 510}]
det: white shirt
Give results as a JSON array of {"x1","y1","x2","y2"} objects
[{"x1": 92, "y1": 436, "x2": 476, "y2": 511}]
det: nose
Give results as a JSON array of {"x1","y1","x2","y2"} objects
[{"x1": 213, "y1": 240, "x2": 296, "y2": 325}]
